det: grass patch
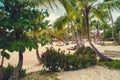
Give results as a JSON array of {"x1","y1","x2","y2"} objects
[
  {"x1": 99, "y1": 60, "x2": 120, "y2": 70},
  {"x1": 102, "y1": 42, "x2": 118, "y2": 46},
  {"x1": 19, "y1": 71, "x2": 59, "y2": 80}
]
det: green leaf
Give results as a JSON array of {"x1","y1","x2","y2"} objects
[{"x1": 1, "y1": 50, "x2": 10, "y2": 59}]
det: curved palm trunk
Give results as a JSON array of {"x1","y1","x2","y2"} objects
[
  {"x1": 84, "y1": 8, "x2": 112, "y2": 61},
  {"x1": 36, "y1": 48, "x2": 42, "y2": 64},
  {"x1": 9, "y1": 50, "x2": 23, "y2": 80}
]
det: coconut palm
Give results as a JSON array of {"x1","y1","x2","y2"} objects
[
  {"x1": 90, "y1": 7, "x2": 110, "y2": 42},
  {"x1": 53, "y1": 15, "x2": 71, "y2": 44},
  {"x1": 99, "y1": 0, "x2": 120, "y2": 44},
  {"x1": 68, "y1": 0, "x2": 117, "y2": 61}
]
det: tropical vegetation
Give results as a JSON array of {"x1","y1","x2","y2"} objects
[
  {"x1": 41, "y1": 46, "x2": 97, "y2": 72},
  {"x1": 0, "y1": 0, "x2": 120, "y2": 80}
]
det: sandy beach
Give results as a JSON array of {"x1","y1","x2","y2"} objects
[
  {"x1": 0, "y1": 41, "x2": 120, "y2": 80},
  {"x1": 56, "y1": 66, "x2": 120, "y2": 80}
]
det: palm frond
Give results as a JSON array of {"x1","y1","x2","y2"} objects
[
  {"x1": 46, "y1": 29, "x2": 64, "y2": 42},
  {"x1": 98, "y1": 0, "x2": 120, "y2": 10}
]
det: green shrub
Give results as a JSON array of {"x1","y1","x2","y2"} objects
[
  {"x1": 75, "y1": 46, "x2": 97, "y2": 65},
  {"x1": 41, "y1": 47, "x2": 64, "y2": 72},
  {"x1": 99, "y1": 60, "x2": 120, "y2": 69},
  {"x1": 2, "y1": 64, "x2": 26, "y2": 80},
  {"x1": 41, "y1": 46, "x2": 97, "y2": 72}
]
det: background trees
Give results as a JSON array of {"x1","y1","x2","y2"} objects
[
  {"x1": 54, "y1": 0, "x2": 120, "y2": 60},
  {"x1": 115, "y1": 16, "x2": 120, "y2": 41}
]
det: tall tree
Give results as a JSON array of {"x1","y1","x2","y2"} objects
[
  {"x1": 0, "y1": 0, "x2": 49, "y2": 79},
  {"x1": 115, "y1": 16, "x2": 120, "y2": 41},
  {"x1": 100, "y1": 0, "x2": 120, "y2": 44},
  {"x1": 27, "y1": 9, "x2": 49, "y2": 64},
  {"x1": 70, "y1": 0, "x2": 114, "y2": 60}
]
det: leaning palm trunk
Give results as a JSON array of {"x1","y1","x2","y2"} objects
[
  {"x1": 9, "y1": 50, "x2": 23, "y2": 80},
  {"x1": 36, "y1": 48, "x2": 42, "y2": 64},
  {"x1": 84, "y1": 9, "x2": 112, "y2": 61}
]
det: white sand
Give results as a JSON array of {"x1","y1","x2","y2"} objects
[
  {"x1": 56, "y1": 66, "x2": 120, "y2": 80},
  {"x1": 0, "y1": 41, "x2": 120, "y2": 79}
]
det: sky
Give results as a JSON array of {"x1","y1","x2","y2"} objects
[
  {"x1": 38, "y1": 1, "x2": 66, "y2": 24},
  {"x1": 43, "y1": 1, "x2": 120, "y2": 24},
  {"x1": 0, "y1": 1, "x2": 120, "y2": 24}
]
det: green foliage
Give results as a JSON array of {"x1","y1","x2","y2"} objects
[
  {"x1": 101, "y1": 41, "x2": 118, "y2": 46},
  {"x1": 41, "y1": 47, "x2": 64, "y2": 72},
  {"x1": 41, "y1": 46, "x2": 97, "y2": 72},
  {"x1": 115, "y1": 16, "x2": 120, "y2": 34},
  {"x1": 39, "y1": 32, "x2": 53, "y2": 46},
  {"x1": 75, "y1": 46, "x2": 97, "y2": 66},
  {"x1": 0, "y1": 0, "x2": 37, "y2": 52},
  {"x1": 104, "y1": 29, "x2": 113, "y2": 41},
  {"x1": 0, "y1": 0, "x2": 50, "y2": 65},
  {"x1": 1, "y1": 50, "x2": 10, "y2": 59},
  {"x1": 2, "y1": 64, "x2": 26, "y2": 80},
  {"x1": 99, "y1": 60, "x2": 120, "y2": 69}
]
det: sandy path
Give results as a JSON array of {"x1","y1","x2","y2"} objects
[
  {"x1": 0, "y1": 41, "x2": 120, "y2": 80},
  {"x1": 56, "y1": 66, "x2": 120, "y2": 80}
]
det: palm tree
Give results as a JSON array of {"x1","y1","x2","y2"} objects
[
  {"x1": 99, "y1": 0, "x2": 120, "y2": 44},
  {"x1": 53, "y1": 15, "x2": 71, "y2": 44},
  {"x1": 69, "y1": 0, "x2": 115, "y2": 61},
  {"x1": 90, "y1": 8, "x2": 110, "y2": 42}
]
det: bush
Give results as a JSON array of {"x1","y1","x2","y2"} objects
[
  {"x1": 41, "y1": 46, "x2": 97, "y2": 72},
  {"x1": 75, "y1": 46, "x2": 97, "y2": 66},
  {"x1": 2, "y1": 64, "x2": 26, "y2": 80},
  {"x1": 41, "y1": 47, "x2": 64, "y2": 71}
]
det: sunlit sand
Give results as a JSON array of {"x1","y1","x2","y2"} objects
[{"x1": 1, "y1": 41, "x2": 120, "y2": 80}]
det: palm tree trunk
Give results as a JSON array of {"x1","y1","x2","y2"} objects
[
  {"x1": 36, "y1": 48, "x2": 42, "y2": 64},
  {"x1": 108, "y1": 9, "x2": 119, "y2": 44},
  {"x1": 84, "y1": 8, "x2": 112, "y2": 61},
  {"x1": 71, "y1": 21, "x2": 79, "y2": 47},
  {"x1": 0, "y1": 56, "x2": 4, "y2": 80},
  {"x1": 9, "y1": 50, "x2": 23, "y2": 80}
]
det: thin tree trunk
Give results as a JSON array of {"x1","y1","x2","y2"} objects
[
  {"x1": 0, "y1": 66, "x2": 3, "y2": 80},
  {"x1": 71, "y1": 25, "x2": 75, "y2": 44},
  {"x1": 103, "y1": 26, "x2": 106, "y2": 41},
  {"x1": 108, "y1": 9, "x2": 119, "y2": 44},
  {"x1": 71, "y1": 21, "x2": 79, "y2": 47},
  {"x1": 84, "y1": 8, "x2": 112, "y2": 61},
  {"x1": 0, "y1": 56, "x2": 4, "y2": 67},
  {"x1": 33, "y1": 35, "x2": 42, "y2": 64},
  {"x1": 36, "y1": 48, "x2": 42, "y2": 64},
  {"x1": 9, "y1": 50, "x2": 23, "y2": 80},
  {"x1": 0, "y1": 56, "x2": 4, "y2": 80}
]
